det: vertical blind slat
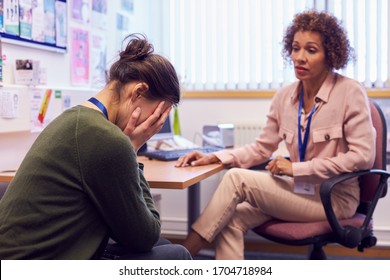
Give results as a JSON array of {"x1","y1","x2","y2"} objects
[
  {"x1": 163, "y1": 0, "x2": 389, "y2": 91},
  {"x1": 375, "y1": 0, "x2": 383, "y2": 88}
]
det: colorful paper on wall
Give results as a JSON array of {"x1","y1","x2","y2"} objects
[
  {"x1": 91, "y1": 0, "x2": 107, "y2": 29},
  {"x1": 0, "y1": 35, "x2": 2, "y2": 83},
  {"x1": 121, "y1": 0, "x2": 134, "y2": 13},
  {"x1": 37, "y1": 89, "x2": 52, "y2": 123},
  {"x1": 55, "y1": 0, "x2": 67, "y2": 47},
  {"x1": 4, "y1": 0, "x2": 19, "y2": 35},
  {"x1": 43, "y1": 0, "x2": 55, "y2": 44},
  {"x1": 91, "y1": 32, "x2": 106, "y2": 88},
  {"x1": 31, "y1": 0, "x2": 44, "y2": 42},
  {"x1": 71, "y1": 0, "x2": 89, "y2": 23},
  {"x1": 0, "y1": 88, "x2": 19, "y2": 119},
  {"x1": 14, "y1": 59, "x2": 40, "y2": 85},
  {"x1": 0, "y1": 0, "x2": 5, "y2": 32},
  {"x1": 19, "y1": 0, "x2": 32, "y2": 39},
  {"x1": 115, "y1": 12, "x2": 130, "y2": 51},
  {"x1": 70, "y1": 28, "x2": 89, "y2": 86},
  {"x1": 30, "y1": 88, "x2": 55, "y2": 132}
]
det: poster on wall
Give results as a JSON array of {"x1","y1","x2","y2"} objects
[
  {"x1": 70, "y1": 27, "x2": 89, "y2": 86},
  {"x1": 71, "y1": 0, "x2": 89, "y2": 23},
  {"x1": 19, "y1": 0, "x2": 32, "y2": 39},
  {"x1": 0, "y1": 1, "x2": 4, "y2": 32},
  {"x1": 0, "y1": 36, "x2": 2, "y2": 83},
  {"x1": 55, "y1": 0, "x2": 67, "y2": 47},
  {"x1": 31, "y1": 0, "x2": 44, "y2": 42},
  {"x1": 4, "y1": 0, "x2": 19, "y2": 35},
  {"x1": 0, "y1": 89, "x2": 19, "y2": 119},
  {"x1": 121, "y1": 0, "x2": 133, "y2": 13},
  {"x1": 91, "y1": 32, "x2": 106, "y2": 89},
  {"x1": 43, "y1": 0, "x2": 55, "y2": 44},
  {"x1": 116, "y1": 12, "x2": 130, "y2": 51},
  {"x1": 91, "y1": 0, "x2": 107, "y2": 29},
  {"x1": 14, "y1": 59, "x2": 39, "y2": 85},
  {"x1": 30, "y1": 88, "x2": 55, "y2": 132}
]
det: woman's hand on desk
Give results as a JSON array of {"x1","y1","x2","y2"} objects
[{"x1": 175, "y1": 151, "x2": 221, "y2": 167}]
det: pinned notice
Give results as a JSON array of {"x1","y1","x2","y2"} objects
[
  {"x1": 38, "y1": 89, "x2": 52, "y2": 123},
  {"x1": 0, "y1": 89, "x2": 19, "y2": 119},
  {"x1": 30, "y1": 88, "x2": 56, "y2": 133}
]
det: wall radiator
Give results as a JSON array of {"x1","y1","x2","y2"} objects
[
  {"x1": 222, "y1": 121, "x2": 288, "y2": 155},
  {"x1": 219, "y1": 121, "x2": 263, "y2": 148}
]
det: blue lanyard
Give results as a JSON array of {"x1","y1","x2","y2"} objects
[
  {"x1": 298, "y1": 91, "x2": 316, "y2": 162},
  {"x1": 88, "y1": 97, "x2": 108, "y2": 120}
]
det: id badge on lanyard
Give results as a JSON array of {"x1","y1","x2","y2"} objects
[
  {"x1": 294, "y1": 90, "x2": 316, "y2": 195},
  {"x1": 297, "y1": 90, "x2": 316, "y2": 162}
]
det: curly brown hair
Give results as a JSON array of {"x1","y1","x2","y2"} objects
[{"x1": 282, "y1": 10, "x2": 354, "y2": 70}]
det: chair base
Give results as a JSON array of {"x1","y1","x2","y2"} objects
[{"x1": 308, "y1": 244, "x2": 327, "y2": 260}]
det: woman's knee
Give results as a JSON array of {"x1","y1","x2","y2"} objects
[
  {"x1": 222, "y1": 168, "x2": 245, "y2": 187},
  {"x1": 164, "y1": 244, "x2": 192, "y2": 260}
]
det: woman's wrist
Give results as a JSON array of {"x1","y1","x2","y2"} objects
[{"x1": 209, "y1": 154, "x2": 222, "y2": 164}]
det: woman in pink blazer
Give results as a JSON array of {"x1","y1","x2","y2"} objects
[{"x1": 176, "y1": 10, "x2": 375, "y2": 259}]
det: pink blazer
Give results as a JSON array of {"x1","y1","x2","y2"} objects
[{"x1": 215, "y1": 72, "x2": 375, "y2": 204}]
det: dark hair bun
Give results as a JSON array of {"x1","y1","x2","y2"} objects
[
  {"x1": 108, "y1": 33, "x2": 180, "y2": 106},
  {"x1": 119, "y1": 33, "x2": 154, "y2": 61}
]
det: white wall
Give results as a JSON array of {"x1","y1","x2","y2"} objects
[{"x1": 0, "y1": 0, "x2": 151, "y2": 166}]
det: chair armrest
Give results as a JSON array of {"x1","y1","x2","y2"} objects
[{"x1": 320, "y1": 169, "x2": 390, "y2": 247}]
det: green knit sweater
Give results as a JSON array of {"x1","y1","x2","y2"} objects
[{"x1": 0, "y1": 106, "x2": 161, "y2": 259}]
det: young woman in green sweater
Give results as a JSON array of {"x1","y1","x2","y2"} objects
[{"x1": 0, "y1": 34, "x2": 191, "y2": 260}]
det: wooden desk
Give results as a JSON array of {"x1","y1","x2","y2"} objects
[
  {"x1": 0, "y1": 158, "x2": 224, "y2": 231},
  {"x1": 138, "y1": 157, "x2": 224, "y2": 230},
  {"x1": 0, "y1": 170, "x2": 15, "y2": 184},
  {"x1": 138, "y1": 156, "x2": 223, "y2": 189}
]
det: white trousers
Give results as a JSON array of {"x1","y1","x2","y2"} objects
[{"x1": 192, "y1": 168, "x2": 355, "y2": 260}]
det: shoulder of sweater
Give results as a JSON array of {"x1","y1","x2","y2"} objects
[
  {"x1": 72, "y1": 106, "x2": 131, "y2": 149},
  {"x1": 76, "y1": 106, "x2": 124, "y2": 133}
]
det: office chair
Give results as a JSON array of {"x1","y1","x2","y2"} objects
[
  {"x1": 252, "y1": 99, "x2": 389, "y2": 259},
  {"x1": 0, "y1": 183, "x2": 8, "y2": 200}
]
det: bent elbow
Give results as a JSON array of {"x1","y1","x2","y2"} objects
[
  {"x1": 127, "y1": 231, "x2": 160, "y2": 253},
  {"x1": 357, "y1": 151, "x2": 376, "y2": 170},
  {"x1": 123, "y1": 222, "x2": 161, "y2": 253}
]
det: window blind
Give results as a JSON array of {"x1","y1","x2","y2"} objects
[{"x1": 162, "y1": 0, "x2": 389, "y2": 90}]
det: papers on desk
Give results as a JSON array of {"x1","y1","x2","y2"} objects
[{"x1": 147, "y1": 135, "x2": 199, "y2": 151}]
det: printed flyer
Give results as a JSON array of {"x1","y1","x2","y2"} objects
[
  {"x1": 71, "y1": 0, "x2": 89, "y2": 23},
  {"x1": 70, "y1": 28, "x2": 89, "y2": 86},
  {"x1": 43, "y1": 0, "x2": 56, "y2": 44},
  {"x1": 4, "y1": 0, "x2": 19, "y2": 35},
  {"x1": 19, "y1": 0, "x2": 32, "y2": 39},
  {"x1": 31, "y1": 0, "x2": 45, "y2": 42},
  {"x1": 91, "y1": 32, "x2": 106, "y2": 88},
  {"x1": 55, "y1": 0, "x2": 67, "y2": 47},
  {"x1": 91, "y1": 0, "x2": 107, "y2": 29},
  {"x1": 30, "y1": 88, "x2": 55, "y2": 132}
]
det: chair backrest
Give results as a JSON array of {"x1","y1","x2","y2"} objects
[
  {"x1": 359, "y1": 100, "x2": 387, "y2": 204},
  {"x1": 0, "y1": 183, "x2": 8, "y2": 200}
]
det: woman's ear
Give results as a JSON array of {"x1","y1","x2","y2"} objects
[{"x1": 131, "y1": 82, "x2": 149, "y2": 101}]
